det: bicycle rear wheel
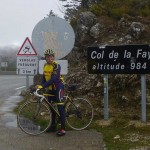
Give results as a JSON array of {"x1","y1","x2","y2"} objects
[
  {"x1": 17, "y1": 101, "x2": 52, "y2": 135},
  {"x1": 66, "y1": 98, "x2": 93, "y2": 130}
]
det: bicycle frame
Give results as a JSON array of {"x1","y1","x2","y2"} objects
[{"x1": 33, "y1": 89, "x2": 71, "y2": 118}]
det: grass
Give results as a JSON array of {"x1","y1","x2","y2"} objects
[{"x1": 89, "y1": 116, "x2": 150, "y2": 150}]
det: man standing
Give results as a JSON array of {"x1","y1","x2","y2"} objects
[{"x1": 41, "y1": 49, "x2": 66, "y2": 136}]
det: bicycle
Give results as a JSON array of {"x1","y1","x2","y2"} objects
[{"x1": 17, "y1": 84, "x2": 94, "y2": 135}]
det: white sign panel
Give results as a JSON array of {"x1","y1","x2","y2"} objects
[
  {"x1": 1, "y1": 62, "x2": 8, "y2": 67},
  {"x1": 39, "y1": 60, "x2": 68, "y2": 75},
  {"x1": 17, "y1": 56, "x2": 38, "y2": 75},
  {"x1": 16, "y1": 68, "x2": 38, "y2": 75}
]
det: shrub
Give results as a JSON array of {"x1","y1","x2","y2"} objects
[
  {"x1": 90, "y1": 4, "x2": 106, "y2": 16},
  {"x1": 90, "y1": 0, "x2": 150, "y2": 19}
]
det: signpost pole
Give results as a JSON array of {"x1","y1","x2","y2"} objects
[
  {"x1": 141, "y1": 74, "x2": 146, "y2": 122},
  {"x1": 26, "y1": 75, "x2": 29, "y2": 89},
  {"x1": 104, "y1": 74, "x2": 109, "y2": 120}
]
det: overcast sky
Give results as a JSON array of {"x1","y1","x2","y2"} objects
[{"x1": 0, "y1": 0, "x2": 65, "y2": 48}]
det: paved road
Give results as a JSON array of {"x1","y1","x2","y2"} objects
[
  {"x1": 0, "y1": 126, "x2": 105, "y2": 150},
  {"x1": 0, "y1": 75, "x2": 105, "y2": 150}
]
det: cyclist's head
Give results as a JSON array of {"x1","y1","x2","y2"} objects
[
  {"x1": 44, "y1": 49, "x2": 55, "y2": 57},
  {"x1": 44, "y1": 49, "x2": 55, "y2": 64}
]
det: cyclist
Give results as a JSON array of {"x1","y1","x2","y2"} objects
[{"x1": 39, "y1": 49, "x2": 66, "y2": 136}]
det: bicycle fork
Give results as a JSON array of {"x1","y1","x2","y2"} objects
[
  {"x1": 32, "y1": 103, "x2": 41, "y2": 119},
  {"x1": 33, "y1": 97, "x2": 45, "y2": 119}
]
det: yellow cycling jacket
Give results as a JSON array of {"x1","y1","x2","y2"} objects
[{"x1": 42, "y1": 61, "x2": 64, "y2": 90}]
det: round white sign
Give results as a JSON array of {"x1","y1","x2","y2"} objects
[{"x1": 32, "y1": 16, "x2": 75, "y2": 59}]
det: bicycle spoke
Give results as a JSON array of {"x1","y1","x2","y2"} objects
[
  {"x1": 66, "y1": 98, "x2": 93, "y2": 130},
  {"x1": 17, "y1": 101, "x2": 52, "y2": 135}
]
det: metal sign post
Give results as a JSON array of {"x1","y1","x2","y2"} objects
[
  {"x1": 141, "y1": 74, "x2": 146, "y2": 122},
  {"x1": 104, "y1": 74, "x2": 109, "y2": 120},
  {"x1": 26, "y1": 75, "x2": 29, "y2": 89}
]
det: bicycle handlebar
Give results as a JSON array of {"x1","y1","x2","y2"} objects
[{"x1": 34, "y1": 89, "x2": 45, "y2": 98}]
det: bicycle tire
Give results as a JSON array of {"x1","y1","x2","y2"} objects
[
  {"x1": 17, "y1": 101, "x2": 52, "y2": 135},
  {"x1": 66, "y1": 98, "x2": 93, "y2": 130}
]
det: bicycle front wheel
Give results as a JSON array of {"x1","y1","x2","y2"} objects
[
  {"x1": 17, "y1": 101, "x2": 52, "y2": 135},
  {"x1": 66, "y1": 98, "x2": 93, "y2": 130}
]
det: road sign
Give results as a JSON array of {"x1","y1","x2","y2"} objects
[
  {"x1": 39, "y1": 60, "x2": 68, "y2": 75},
  {"x1": 17, "y1": 37, "x2": 38, "y2": 56},
  {"x1": 87, "y1": 44, "x2": 150, "y2": 74},
  {"x1": 17, "y1": 37, "x2": 38, "y2": 75},
  {"x1": 16, "y1": 56, "x2": 38, "y2": 75},
  {"x1": 17, "y1": 68, "x2": 37, "y2": 75},
  {"x1": 1, "y1": 62, "x2": 8, "y2": 67},
  {"x1": 32, "y1": 16, "x2": 75, "y2": 59}
]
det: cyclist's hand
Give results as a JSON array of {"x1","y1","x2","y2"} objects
[{"x1": 35, "y1": 85, "x2": 43, "y2": 89}]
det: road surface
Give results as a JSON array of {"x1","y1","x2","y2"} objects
[{"x1": 0, "y1": 75, "x2": 105, "y2": 150}]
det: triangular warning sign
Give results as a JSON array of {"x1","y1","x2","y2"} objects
[{"x1": 17, "y1": 37, "x2": 38, "y2": 56}]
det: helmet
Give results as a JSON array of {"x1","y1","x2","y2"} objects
[{"x1": 44, "y1": 49, "x2": 55, "y2": 56}]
